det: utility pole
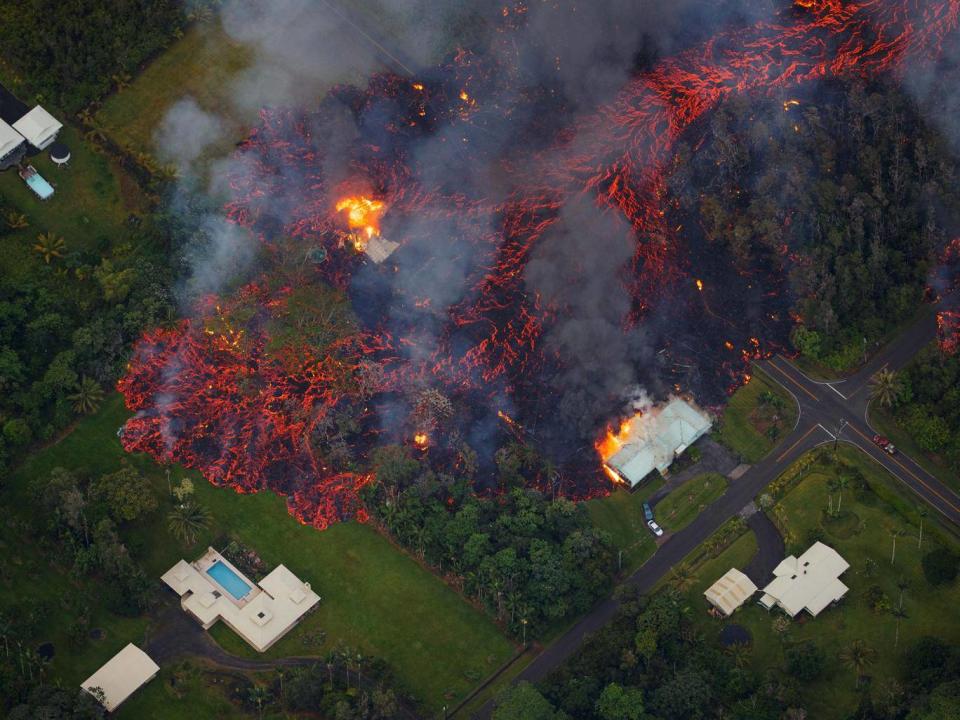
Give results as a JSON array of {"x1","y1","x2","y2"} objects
[
  {"x1": 834, "y1": 419, "x2": 848, "y2": 453},
  {"x1": 618, "y1": 550, "x2": 623, "y2": 572},
  {"x1": 521, "y1": 618, "x2": 528, "y2": 647}
]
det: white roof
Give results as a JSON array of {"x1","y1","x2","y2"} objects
[
  {"x1": 81, "y1": 644, "x2": 159, "y2": 711},
  {"x1": 12, "y1": 105, "x2": 62, "y2": 147},
  {"x1": 704, "y1": 568, "x2": 758, "y2": 616},
  {"x1": 761, "y1": 542, "x2": 849, "y2": 617},
  {"x1": 608, "y1": 398, "x2": 712, "y2": 486},
  {"x1": 0, "y1": 119, "x2": 24, "y2": 159},
  {"x1": 364, "y1": 234, "x2": 399, "y2": 263},
  {"x1": 162, "y1": 549, "x2": 320, "y2": 652}
]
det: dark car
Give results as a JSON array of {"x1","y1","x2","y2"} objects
[{"x1": 642, "y1": 502, "x2": 654, "y2": 521}]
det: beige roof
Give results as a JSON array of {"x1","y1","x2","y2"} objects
[
  {"x1": 162, "y1": 548, "x2": 320, "y2": 652},
  {"x1": 704, "y1": 568, "x2": 757, "y2": 616},
  {"x1": 0, "y1": 119, "x2": 24, "y2": 159},
  {"x1": 81, "y1": 644, "x2": 159, "y2": 711},
  {"x1": 12, "y1": 105, "x2": 62, "y2": 149},
  {"x1": 760, "y1": 542, "x2": 849, "y2": 617}
]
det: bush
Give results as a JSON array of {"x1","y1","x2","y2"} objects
[
  {"x1": 786, "y1": 642, "x2": 825, "y2": 681},
  {"x1": 922, "y1": 547, "x2": 959, "y2": 586}
]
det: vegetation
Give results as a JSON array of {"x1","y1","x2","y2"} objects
[
  {"x1": 716, "y1": 368, "x2": 797, "y2": 462},
  {"x1": 1, "y1": 395, "x2": 514, "y2": 714},
  {"x1": 654, "y1": 473, "x2": 728, "y2": 532},
  {"x1": 0, "y1": 0, "x2": 185, "y2": 113},
  {"x1": 362, "y1": 443, "x2": 617, "y2": 639},
  {"x1": 585, "y1": 478, "x2": 664, "y2": 574},
  {"x1": 668, "y1": 78, "x2": 960, "y2": 372}
]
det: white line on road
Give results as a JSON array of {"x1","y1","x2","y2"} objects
[
  {"x1": 818, "y1": 423, "x2": 836, "y2": 439},
  {"x1": 824, "y1": 383, "x2": 848, "y2": 400}
]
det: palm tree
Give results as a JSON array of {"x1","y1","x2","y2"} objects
[
  {"x1": 782, "y1": 708, "x2": 807, "y2": 720},
  {"x1": 870, "y1": 369, "x2": 901, "y2": 408},
  {"x1": 836, "y1": 475, "x2": 850, "y2": 513},
  {"x1": 34, "y1": 232, "x2": 66, "y2": 264},
  {"x1": 839, "y1": 639, "x2": 877, "y2": 688},
  {"x1": 725, "y1": 641, "x2": 751, "y2": 669},
  {"x1": 167, "y1": 502, "x2": 212, "y2": 545},
  {"x1": 67, "y1": 376, "x2": 105, "y2": 415},
  {"x1": 892, "y1": 606, "x2": 908, "y2": 648},
  {"x1": 669, "y1": 562, "x2": 697, "y2": 593},
  {"x1": 3, "y1": 210, "x2": 28, "y2": 229},
  {"x1": 888, "y1": 526, "x2": 904, "y2": 565},
  {"x1": 247, "y1": 684, "x2": 269, "y2": 720}
]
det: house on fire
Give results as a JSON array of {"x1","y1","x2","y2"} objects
[{"x1": 605, "y1": 397, "x2": 712, "y2": 487}]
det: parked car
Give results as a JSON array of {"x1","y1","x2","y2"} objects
[
  {"x1": 872, "y1": 434, "x2": 897, "y2": 454},
  {"x1": 647, "y1": 520, "x2": 664, "y2": 537},
  {"x1": 642, "y1": 502, "x2": 654, "y2": 521}
]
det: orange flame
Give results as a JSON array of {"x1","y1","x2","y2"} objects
[
  {"x1": 696, "y1": 278, "x2": 704, "y2": 291},
  {"x1": 413, "y1": 432, "x2": 429, "y2": 448},
  {"x1": 595, "y1": 414, "x2": 639, "y2": 461},
  {"x1": 335, "y1": 195, "x2": 385, "y2": 249}
]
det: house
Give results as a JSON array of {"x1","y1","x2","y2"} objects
[
  {"x1": 605, "y1": 397, "x2": 713, "y2": 487},
  {"x1": 758, "y1": 541, "x2": 849, "y2": 618},
  {"x1": 12, "y1": 105, "x2": 62, "y2": 150},
  {"x1": 364, "y1": 233, "x2": 400, "y2": 263},
  {"x1": 0, "y1": 119, "x2": 25, "y2": 170},
  {"x1": 162, "y1": 547, "x2": 320, "y2": 652},
  {"x1": 81, "y1": 643, "x2": 159, "y2": 711},
  {"x1": 704, "y1": 568, "x2": 758, "y2": 617}
]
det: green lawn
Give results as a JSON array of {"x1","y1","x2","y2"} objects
[
  {"x1": 96, "y1": 23, "x2": 255, "y2": 162},
  {"x1": 6, "y1": 394, "x2": 514, "y2": 714},
  {"x1": 716, "y1": 367, "x2": 798, "y2": 463},
  {"x1": 654, "y1": 473, "x2": 728, "y2": 532},
  {"x1": 585, "y1": 477, "x2": 664, "y2": 574},
  {"x1": 682, "y1": 446, "x2": 960, "y2": 719},
  {"x1": 0, "y1": 125, "x2": 146, "y2": 283}
]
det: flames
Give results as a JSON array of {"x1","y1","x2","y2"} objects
[
  {"x1": 596, "y1": 415, "x2": 641, "y2": 486},
  {"x1": 119, "y1": 0, "x2": 960, "y2": 529},
  {"x1": 336, "y1": 195, "x2": 385, "y2": 250}
]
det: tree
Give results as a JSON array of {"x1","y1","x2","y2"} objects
[
  {"x1": 892, "y1": 606, "x2": 908, "y2": 648},
  {"x1": 786, "y1": 642, "x2": 825, "y2": 681},
  {"x1": 835, "y1": 475, "x2": 850, "y2": 513},
  {"x1": 668, "y1": 563, "x2": 696, "y2": 593},
  {"x1": 167, "y1": 502, "x2": 212, "y2": 545},
  {"x1": 34, "y1": 232, "x2": 66, "y2": 264},
  {"x1": 921, "y1": 548, "x2": 958, "y2": 586},
  {"x1": 839, "y1": 640, "x2": 877, "y2": 688},
  {"x1": 2, "y1": 418, "x2": 31, "y2": 447},
  {"x1": 493, "y1": 682, "x2": 567, "y2": 720},
  {"x1": 172, "y1": 477, "x2": 195, "y2": 504},
  {"x1": 248, "y1": 684, "x2": 270, "y2": 720},
  {"x1": 67, "y1": 376, "x2": 105, "y2": 415},
  {"x1": 596, "y1": 683, "x2": 645, "y2": 720},
  {"x1": 90, "y1": 464, "x2": 158, "y2": 522},
  {"x1": 870, "y1": 368, "x2": 901, "y2": 408}
]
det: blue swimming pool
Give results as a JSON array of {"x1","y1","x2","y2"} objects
[
  {"x1": 206, "y1": 560, "x2": 252, "y2": 600},
  {"x1": 26, "y1": 172, "x2": 54, "y2": 199}
]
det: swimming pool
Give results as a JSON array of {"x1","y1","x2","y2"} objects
[
  {"x1": 26, "y1": 172, "x2": 54, "y2": 200},
  {"x1": 206, "y1": 560, "x2": 252, "y2": 600}
]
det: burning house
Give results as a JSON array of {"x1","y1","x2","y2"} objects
[{"x1": 602, "y1": 398, "x2": 712, "y2": 488}]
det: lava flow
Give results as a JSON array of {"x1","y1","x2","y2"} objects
[{"x1": 120, "y1": 0, "x2": 960, "y2": 529}]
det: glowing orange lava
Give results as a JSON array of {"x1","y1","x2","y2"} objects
[
  {"x1": 335, "y1": 195, "x2": 385, "y2": 247},
  {"x1": 414, "y1": 432, "x2": 429, "y2": 448}
]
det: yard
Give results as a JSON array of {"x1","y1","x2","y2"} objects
[
  {"x1": 585, "y1": 477, "x2": 665, "y2": 574},
  {"x1": 5, "y1": 394, "x2": 514, "y2": 715},
  {"x1": 654, "y1": 472, "x2": 728, "y2": 532},
  {"x1": 715, "y1": 367, "x2": 798, "y2": 463},
  {"x1": 0, "y1": 125, "x2": 148, "y2": 284},
  {"x1": 681, "y1": 446, "x2": 960, "y2": 719}
]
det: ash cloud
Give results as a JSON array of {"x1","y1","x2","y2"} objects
[{"x1": 154, "y1": 97, "x2": 223, "y2": 173}]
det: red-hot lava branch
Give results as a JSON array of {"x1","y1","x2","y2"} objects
[{"x1": 120, "y1": 0, "x2": 960, "y2": 528}]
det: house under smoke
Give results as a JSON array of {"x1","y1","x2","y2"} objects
[{"x1": 606, "y1": 397, "x2": 712, "y2": 487}]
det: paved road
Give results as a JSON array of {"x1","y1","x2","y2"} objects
[{"x1": 473, "y1": 300, "x2": 959, "y2": 718}]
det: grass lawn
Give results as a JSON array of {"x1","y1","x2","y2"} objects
[
  {"x1": 6, "y1": 393, "x2": 514, "y2": 714},
  {"x1": 585, "y1": 477, "x2": 665, "y2": 574},
  {"x1": 654, "y1": 473, "x2": 728, "y2": 532},
  {"x1": 0, "y1": 125, "x2": 147, "y2": 283},
  {"x1": 682, "y1": 446, "x2": 960, "y2": 719},
  {"x1": 716, "y1": 367, "x2": 798, "y2": 463}
]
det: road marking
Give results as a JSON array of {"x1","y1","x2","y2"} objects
[
  {"x1": 767, "y1": 360, "x2": 819, "y2": 403},
  {"x1": 818, "y1": 423, "x2": 836, "y2": 439},
  {"x1": 848, "y1": 424, "x2": 960, "y2": 514},
  {"x1": 776, "y1": 424, "x2": 822, "y2": 464},
  {"x1": 824, "y1": 383, "x2": 848, "y2": 400}
]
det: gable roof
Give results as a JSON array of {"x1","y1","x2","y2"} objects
[
  {"x1": 0, "y1": 119, "x2": 24, "y2": 159},
  {"x1": 704, "y1": 567, "x2": 758, "y2": 616},
  {"x1": 12, "y1": 105, "x2": 61, "y2": 146},
  {"x1": 81, "y1": 644, "x2": 159, "y2": 711}
]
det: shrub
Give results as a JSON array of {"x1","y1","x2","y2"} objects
[
  {"x1": 922, "y1": 547, "x2": 959, "y2": 586},
  {"x1": 786, "y1": 642, "x2": 825, "y2": 681}
]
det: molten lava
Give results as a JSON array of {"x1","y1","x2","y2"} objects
[{"x1": 120, "y1": 0, "x2": 960, "y2": 529}]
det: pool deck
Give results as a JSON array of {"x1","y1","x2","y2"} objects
[{"x1": 161, "y1": 547, "x2": 320, "y2": 653}]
